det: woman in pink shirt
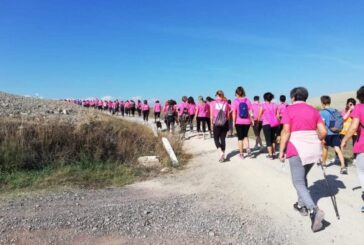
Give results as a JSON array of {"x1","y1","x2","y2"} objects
[
  {"x1": 142, "y1": 100, "x2": 150, "y2": 121},
  {"x1": 210, "y1": 90, "x2": 230, "y2": 162},
  {"x1": 342, "y1": 86, "x2": 364, "y2": 212},
  {"x1": 231, "y1": 86, "x2": 254, "y2": 159},
  {"x1": 258, "y1": 92, "x2": 280, "y2": 159},
  {"x1": 188, "y1": 97, "x2": 196, "y2": 132},
  {"x1": 252, "y1": 96, "x2": 263, "y2": 149},
  {"x1": 279, "y1": 87, "x2": 327, "y2": 232},
  {"x1": 154, "y1": 100, "x2": 162, "y2": 122},
  {"x1": 164, "y1": 100, "x2": 177, "y2": 133},
  {"x1": 277, "y1": 95, "x2": 288, "y2": 140},
  {"x1": 125, "y1": 101, "x2": 130, "y2": 116},
  {"x1": 195, "y1": 96, "x2": 209, "y2": 138}
]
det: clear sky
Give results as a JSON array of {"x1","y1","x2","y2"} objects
[{"x1": 0, "y1": 0, "x2": 363, "y2": 102}]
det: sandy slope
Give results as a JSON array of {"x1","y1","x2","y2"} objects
[{"x1": 308, "y1": 91, "x2": 356, "y2": 109}]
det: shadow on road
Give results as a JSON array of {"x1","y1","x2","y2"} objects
[{"x1": 309, "y1": 174, "x2": 346, "y2": 205}]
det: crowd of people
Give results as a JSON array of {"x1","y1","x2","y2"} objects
[{"x1": 69, "y1": 85, "x2": 364, "y2": 233}]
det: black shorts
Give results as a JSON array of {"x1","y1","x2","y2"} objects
[
  {"x1": 325, "y1": 135, "x2": 341, "y2": 147},
  {"x1": 253, "y1": 121, "x2": 263, "y2": 136},
  {"x1": 235, "y1": 124, "x2": 250, "y2": 140}
]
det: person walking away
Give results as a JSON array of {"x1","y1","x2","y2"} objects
[
  {"x1": 120, "y1": 100, "x2": 125, "y2": 117},
  {"x1": 277, "y1": 95, "x2": 288, "y2": 143},
  {"x1": 142, "y1": 100, "x2": 150, "y2": 122},
  {"x1": 210, "y1": 90, "x2": 230, "y2": 162},
  {"x1": 164, "y1": 100, "x2": 177, "y2": 133},
  {"x1": 130, "y1": 100, "x2": 136, "y2": 117},
  {"x1": 227, "y1": 100, "x2": 234, "y2": 137},
  {"x1": 279, "y1": 87, "x2": 327, "y2": 232},
  {"x1": 206, "y1": 96, "x2": 214, "y2": 137},
  {"x1": 259, "y1": 92, "x2": 280, "y2": 159},
  {"x1": 252, "y1": 96, "x2": 263, "y2": 150},
  {"x1": 154, "y1": 100, "x2": 162, "y2": 122},
  {"x1": 196, "y1": 96, "x2": 209, "y2": 139},
  {"x1": 340, "y1": 98, "x2": 357, "y2": 163},
  {"x1": 137, "y1": 100, "x2": 142, "y2": 117},
  {"x1": 125, "y1": 100, "x2": 130, "y2": 116},
  {"x1": 320, "y1": 95, "x2": 346, "y2": 174},
  {"x1": 188, "y1": 97, "x2": 196, "y2": 132},
  {"x1": 178, "y1": 96, "x2": 190, "y2": 138},
  {"x1": 232, "y1": 86, "x2": 254, "y2": 159},
  {"x1": 341, "y1": 86, "x2": 364, "y2": 212}
]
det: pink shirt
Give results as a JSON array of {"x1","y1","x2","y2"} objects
[
  {"x1": 231, "y1": 97, "x2": 252, "y2": 125},
  {"x1": 188, "y1": 104, "x2": 196, "y2": 116},
  {"x1": 142, "y1": 104, "x2": 149, "y2": 111},
  {"x1": 251, "y1": 102, "x2": 262, "y2": 121},
  {"x1": 154, "y1": 103, "x2": 161, "y2": 112},
  {"x1": 125, "y1": 102, "x2": 130, "y2": 108},
  {"x1": 278, "y1": 103, "x2": 288, "y2": 120},
  {"x1": 178, "y1": 102, "x2": 189, "y2": 116},
  {"x1": 196, "y1": 103, "x2": 208, "y2": 118},
  {"x1": 210, "y1": 99, "x2": 230, "y2": 123},
  {"x1": 281, "y1": 102, "x2": 323, "y2": 158},
  {"x1": 262, "y1": 102, "x2": 279, "y2": 126},
  {"x1": 351, "y1": 104, "x2": 364, "y2": 153}
]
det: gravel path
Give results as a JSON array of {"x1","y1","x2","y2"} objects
[{"x1": 1, "y1": 115, "x2": 364, "y2": 244}]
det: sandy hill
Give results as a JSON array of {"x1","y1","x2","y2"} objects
[{"x1": 308, "y1": 91, "x2": 356, "y2": 110}]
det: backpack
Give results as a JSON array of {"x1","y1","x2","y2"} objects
[
  {"x1": 237, "y1": 99, "x2": 249, "y2": 119},
  {"x1": 215, "y1": 102, "x2": 228, "y2": 126},
  {"x1": 167, "y1": 106, "x2": 175, "y2": 118},
  {"x1": 324, "y1": 109, "x2": 343, "y2": 133}
]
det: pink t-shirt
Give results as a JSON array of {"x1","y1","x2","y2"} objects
[
  {"x1": 262, "y1": 102, "x2": 279, "y2": 126},
  {"x1": 278, "y1": 103, "x2": 288, "y2": 120},
  {"x1": 196, "y1": 103, "x2": 208, "y2": 118},
  {"x1": 351, "y1": 104, "x2": 364, "y2": 153},
  {"x1": 154, "y1": 103, "x2": 161, "y2": 112},
  {"x1": 281, "y1": 102, "x2": 323, "y2": 158},
  {"x1": 251, "y1": 102, "x2": 262, "y2": 121},
  {"x1": 125, "y1": 102, "x2": 130, "y2": 109},
  {"x1": 231, "y1": 97, "x2": 252, "y2": 125},
  {"x1": 178, "y1": 102, "x2": 189, "y2": 116},
  {"x1": 188, "y1": 104, "x2": 196, "y2": 116},
  {"x1": 210, "y1": 99, "x2": 230, "y2": 123},
  {"x1": 142, "y1": 104, "x2": 149, "y2": 111}
]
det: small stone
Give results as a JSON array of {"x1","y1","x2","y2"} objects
[{"x1": 208, "y1": 231, "x2": 215, "y2": 237}]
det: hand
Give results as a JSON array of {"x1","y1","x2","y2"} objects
[
  {"x1": 279, "y1": 151, "x2": 285, "y2": 162},
  {"x1": 251, "y1": 121, "x2": 255, "y2": 127}
]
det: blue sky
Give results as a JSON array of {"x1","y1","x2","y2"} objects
[{"x1": 0, "y1": 0, "x2": 363, "y2": 102}]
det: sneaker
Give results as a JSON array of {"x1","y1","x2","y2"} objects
[
  {"x1": 361, "y1": 206, "x2": 364, "y2": 213},
  {"x1": 310, "y1": 208, "x2": 325, "y2": 232},
  {"x1": 340, "y1": 167, "x2": 348, "y2": 175},
  {"x1": 293, "y1": 202, "x2": 308, "y2": 216}
]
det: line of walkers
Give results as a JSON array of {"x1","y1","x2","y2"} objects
[{"x1": 69, "y1": 85, "x2": 364, "y2": 232}]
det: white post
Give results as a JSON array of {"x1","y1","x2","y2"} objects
[{"x1": 162, "y1": 137, "x2": 179, "y2": 166}]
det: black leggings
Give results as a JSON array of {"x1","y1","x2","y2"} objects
[
  {"x1": 206, "y1": 118, "x2": 212, "y2": 132},
  {"x1": 143, "y1": 110, "x2": 150, "y2": 121},
  {"x1": 154, "y1": 112, "x2": 161, "y2": 121},
  {"x1": 197, "y1": 117, "x2": 208, "y2": 133},
  {"x1": 263, "y1": 125, "x2": 278, "y2": 147},
  {"x1": 213, "y1": 123, "x2": 229, "y2": 151}
]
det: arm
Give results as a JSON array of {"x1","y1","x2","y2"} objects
[
  {"x1": 258, "y1": 106, "x2": 263, "y2": 121},
  {"x1": 342, "y1": 110, "x2": 352, "y2": 120},
  {"x1": 317, "y1": 122, "x2": 328, "y2": 141},
  {"x1": 279, "y1": 124, "x2": 290, "y2": 161},
  {"x1": 341, "y1": 118, "x2": 359, "y2": 148}
]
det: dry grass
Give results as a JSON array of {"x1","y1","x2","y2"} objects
[{"x1": 0, "y1": 116, "x2": 188, "y2": 192}]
